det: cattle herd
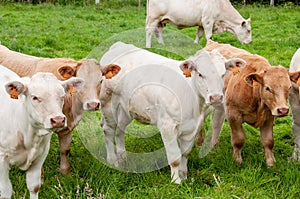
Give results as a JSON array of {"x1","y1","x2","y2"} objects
[{"x1": 0, "y1": 0, "x2": 299, "y2": 198}]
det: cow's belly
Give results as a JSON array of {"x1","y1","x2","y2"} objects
[{"x1": 128, "y1": 85, "x2": 181, "y2": 125}]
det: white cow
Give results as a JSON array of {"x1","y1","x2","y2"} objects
[
  {"x1": 0, "y1": 65, "x2": 84, "y2": 199},
  {"x1": 99, "y1": 42, "x2": 246, "y2": 183},
  {"x1": 289, "y1": 48, "x2": 300, "y2": 160},
  {"x1": 145, "y1": 0, "x2": 252, "y2": 48}
]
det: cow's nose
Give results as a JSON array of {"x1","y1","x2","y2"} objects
[
  {"x1": 87, "y1": 102, "x2": 100, "y2": 111},
  {"x1": 277, "y1": 107, "x2": 289, "y2": 116},
  {"x1": 209, "y1": 94, "x2": 223, "y2": 104},
  {"x1": 50, "y1": 116, "x2": 66, "y2": 128}
]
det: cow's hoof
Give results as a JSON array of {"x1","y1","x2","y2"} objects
[{"x1": 58, "y1": 167, "x2": 71, "y2": 175}]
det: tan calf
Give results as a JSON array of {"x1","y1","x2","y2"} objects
[
  {"x1": 0, "y1": 44, "x2": 121, "y2": 174},
  {"x1": 204, "y1": 41, "x2": 300, "y2": 167}
]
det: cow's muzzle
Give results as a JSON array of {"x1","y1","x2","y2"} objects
[
  {"x1": 50, "y1": 116, "x2": 66, "y2": 128},
  {"x1": 276, "y1": 107, "x2": 289, "y2": 117},
  {"x1": 209, "y1": 94, "x2": 223, "y2": 104},
  {"x1": 86, "y1": 102, "x2": 100, "y2": 111}
]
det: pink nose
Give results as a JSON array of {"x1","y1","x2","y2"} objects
[
  {"x1": 209, "y1": 94, "x2": 223, "y2": 104},
  {"x1": 277, "y1": 107, "x2": 289, "y2": 116},
  {"x1": 87, "y1": 102, "x2": 100, "y2": 111},
  {"x1": 50, "y1": 116, "x2": 66, "y2": 128}
]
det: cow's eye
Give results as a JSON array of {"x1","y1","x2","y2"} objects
[
  {"x1": 32, "y1": 96, "x2": 41, "y2": 102},
  {"x1": 265, "y1": 87, "x2": 271, "y2": 92},
  {"x1": 199, "y1": 73, "x2": 203, "y2": 78},
  {"x1": 100, "y1": 79, "x2": 104, "y2": 84}
]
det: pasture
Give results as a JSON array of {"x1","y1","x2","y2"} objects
[{"x1": 1, "y1": 2, "x2": 300, "y2": 198}]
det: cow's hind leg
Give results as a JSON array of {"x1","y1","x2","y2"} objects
[
  {"x1": 158, "y1": 120, "x2": 181, "y2": 184},
  {"x1": 195, "y1": 26, "x2": 204, "y2": 44},
  {"x1": 154, "y1": 22, "x2": 165, "y2": 45},
  {"x1": 260, "y1": 118, "x2": 275, "y2": 167},
  {"x1": 146, "y1": 18, "x2": 161, "y2": 48}
]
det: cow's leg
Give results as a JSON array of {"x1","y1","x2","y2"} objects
[
  {"x1": 115, "y1": 111, "x2": 132, "y2": 166},
  {"x1": 202, "y1": 20, "x2": 214, "y2": 44},
  {"x1": 102, "y1": 116, "x2": 118, "y2": 166},
  {"x1": 0, "y1": 160, "x2": 12, "y2": 198},
  {"x1": 26, "y1": 134, "x2": 51, "y2": 199},
  {"x1": 146, "y1": 18, "x2": 161, "y2": 48},
  {"x1": 57, "y1": 130, "x2": 72, "y2": 174},
  {"x1": 154, "y1": 23, "x2": 165, "y2": 45},
  {"x1": 178, "y1": 133, "x2": 194, "y2": 181},
  {"x1": 227, "y1": 112, "x2": 245, "y2": 164},
  {"x1": 210, "y1": 105, "x2": 225, "y2": 148},
  {"x1": 260, "y1": 117, "x2": 276, "y2": 167},
  {"x1": 194, "y1": 26, "x2": 204, "y2": 44},
  {"x1": 158, "y1": 120, "x2": 181, "y2": 184},
  {"x1": 289, "y1": 88, "x2": 300, "y2": 160}
]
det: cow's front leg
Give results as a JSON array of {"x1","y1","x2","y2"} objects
[
  {"x1": 0, "y1": 160, "x2": 13, "y2": 199},
  {"x1": 260, "y1": 117, "x2": 276, "y2": 167},
  {"x1": 178, "y1": 133, "x2": 194, "y2": 181},
  {"x1": 26, "y1": 135, "x2": 51, "y2": 199},
  {"x1": 210, "y1": 104, "x2": 225, "y2": 148},
  {"x1": 58, "y1": 130, "x2": 72, "y2": 174},
  {"x1": 194, "y1": 26, "x2": 204, "y2": 44},
  {"x1": 159, "y1": 121, "x2": 181, "y2": 184},
  {"x1": 227, "y1": 114, "x2": 245, "y2": 164},
  {"x1": 289, "y1": 87, "x2": 300, "y2": 160}
]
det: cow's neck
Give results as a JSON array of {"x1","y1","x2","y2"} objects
[{"x1": 71, "y1": 93, "x2": 84, "y2": 126}]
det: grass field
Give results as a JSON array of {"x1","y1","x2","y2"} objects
[{"x1": 1, "y1": 2, "x2": 300, "y2": 199}]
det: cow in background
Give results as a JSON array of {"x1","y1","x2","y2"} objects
[
  {"x1": 0, "y1": 65, "x2": 84, "y2": 199},
  {"x1": 0, "y1": 44, "x2": 121, "y2": 174},
  {"x1": 145, "y1": 0, "x2": 251, "y2": 48}
]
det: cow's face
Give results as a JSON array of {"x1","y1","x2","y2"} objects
[
  {"x1": 245, "y1": 66, "x2": 291, "y2": 117},
  {"x1": 5, "y1": 73, "x2": 84, "y2": 130},
  {"x1": 235, "y1": 18, "x2": 252, "y2": 44},
  {"x1": 180, "y1": 50, "x2": 246, "y2": 106},
  {"x1": 66, "y1": 59, "x2": 121, "y2": 111}
]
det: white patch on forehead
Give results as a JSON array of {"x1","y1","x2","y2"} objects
[
  {"x1": 28, "y1": 72, "x2": 65, "y2": 97},
  {"x1": 192, "y1": 51, "x2": 220, "y2": 76}
]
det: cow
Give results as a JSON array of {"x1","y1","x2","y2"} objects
[
  {"x1": 204, "y1": 40, "x2": 300, "y2": 167},
  {"x1": 288, "y1": 48, "x2": 300, "y2": 160},
  {"x1": 0, "y1": 65, "x2": 84, "y2": 199},
  {"x1": 145, "y1": 0, "x2": 252, "y2": 48},
  {"x1": 99, "y1": 41, "x2": 246, "y2": 183},
  {"x1": 0, "y1": 44, "x2": 121, "y2": 174}
]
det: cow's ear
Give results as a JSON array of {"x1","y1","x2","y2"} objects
[
  {"x1": 5, "y1": 81, "x2": 26, "y2": 99},
  {"x1": 179, "y1": 61, "x2": 194, "y2": 78},
  {"x1": 61, "y1": 77, "x2": 85, "y2": 95},
  {"x1": 225, "y1": 58, "x2": 247, "y2": 75},
  {"x1": 101, "y1": 64, "x2": 121, "y2": 79},
  {"x1": 289, "y1": 71, "x2": 300, "y2": 85},
  {"x1": 58, "y1": 66, "x2": 76, "y2": 80},
  {"x1": 244, "y1": 73, "x2": 263, "y2": 87}
]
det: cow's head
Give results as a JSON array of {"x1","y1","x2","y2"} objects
[
  {"x1": 234, "y1": 18, "x2": 252, "y2": 44},
  {"x1": 245, "y1": 66, "x2": 295, "y2": 117},
  {"x1": 5, "y1": 73, "x2": 84, "y2": 130},
  {"x1": 58, "y1": 58, "x2": 121, "y2": 111},
  {"x1": 179, "y1": 49, "x2": 246, "y2": 106}
]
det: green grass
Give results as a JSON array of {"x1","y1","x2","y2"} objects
[{"x1": 1, "y1": 2, "x2": 300, "y2": 199}]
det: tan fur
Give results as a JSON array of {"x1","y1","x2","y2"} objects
[
  {"x1": 0, "y1": 45, "x2": 80, "y2": 80},
  {"x1": 204, "y1": 40, "x2": 295, "y2": 167}
]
